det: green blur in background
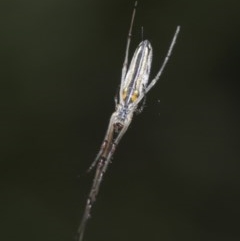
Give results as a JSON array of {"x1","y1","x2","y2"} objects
[{"x1": 1, "y1": 0, "x2": 240, "y2": 240}]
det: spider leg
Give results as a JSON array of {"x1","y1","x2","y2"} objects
[
  {"x1": 77, "y1": 121, "x2": 130, "y2": 241},
  {"x1": 145, "y1": 26, "x2": 180, "y2": 94},
  {"x1": 87, "y1": 112, "x2": 116, "y2": 172},
  {"x1": 120, "y1": 1, "x2": 137, "y2": 96},
  {"x1": 77, "y1": 156, "x2": 108, "y2": 241}
]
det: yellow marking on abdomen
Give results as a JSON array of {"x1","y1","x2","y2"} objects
[
  {"x1": 122, "y1": 88, "x2": 128, "y2": 100},
  {"x1": 131, "y1": 90, "x2": 139, "y2": 102}
]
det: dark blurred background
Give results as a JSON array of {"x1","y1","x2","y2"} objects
[{"x1": 1, "y1": 0, "x2": 240, "y2": 240}]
